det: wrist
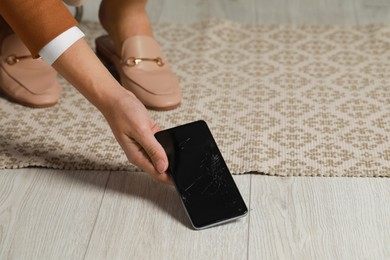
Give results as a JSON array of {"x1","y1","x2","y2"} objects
[{"x1": 95, "y1": 83, "x2": 138, "y2": 118}]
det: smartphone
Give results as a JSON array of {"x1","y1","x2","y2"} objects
[{"x1": 155, "y1": 120, "x2": 248, "y2": 230}]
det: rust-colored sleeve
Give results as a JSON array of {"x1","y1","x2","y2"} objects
[{"x1": 0, "y1": 0, "x2": 78, "y2": 57}]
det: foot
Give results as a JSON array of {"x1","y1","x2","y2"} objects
[
  {"x1": 0, "y1": 19, "x2": 61, "y2": 108},
  {"x1": 99, "y1": 0, "x2": 153, "y2": 56},
  {"x1": 97, "y1": 0, "x2": 182, "y2": 111}
]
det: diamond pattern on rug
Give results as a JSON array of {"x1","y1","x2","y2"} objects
[{"x1": 0, "y1": 19, "x2": 389, "y2": 177}]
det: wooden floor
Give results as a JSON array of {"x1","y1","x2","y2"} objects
[{"x1": 1, "y1": 0, "x2": 390, "y2": 259}]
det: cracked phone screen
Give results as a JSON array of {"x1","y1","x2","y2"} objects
[{"x1": 155, "y1": 120, "x2": 248, "y2": 229}]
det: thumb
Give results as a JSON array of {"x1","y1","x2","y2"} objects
[{"x1": 140, "y1": 133, "x2": 169, "y2": 174}]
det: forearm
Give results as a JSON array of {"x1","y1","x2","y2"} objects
[{"x1": 52, "y1": 38, "x2": 127, "y2": 114}]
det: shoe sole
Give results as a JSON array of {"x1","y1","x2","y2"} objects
[{"x1": 0, "y1": 86, "x2": 57, "y2": 108}]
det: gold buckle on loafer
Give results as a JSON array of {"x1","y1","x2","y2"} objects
[
  {"x1": 6, "y1": 54, "x2": 33, "y2": 65},
  {"x1": 122, "y1": 57, "x2": 165, "y2": 67}
]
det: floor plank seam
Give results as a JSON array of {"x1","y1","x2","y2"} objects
[
  {"x1": 246, "y1": 175, "x2": 253, "y2": 260},
  {"x1": 82, "y1": 170, "x2": 112, "y2": 260}
]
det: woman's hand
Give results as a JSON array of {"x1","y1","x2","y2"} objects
[
  {"x1": 53, "y1": 38, "x2": 171, "y2": 184},
  {"x1": 102, "y1": 90, "x2": 172, "y2": 184}
]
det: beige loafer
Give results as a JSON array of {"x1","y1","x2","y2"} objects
[
  {"x1": 95, "y1": 35, "x2": 181, "y2": 111},
  {"x1": 0, "y1": 34, "x2": 61, "y2": 108}
]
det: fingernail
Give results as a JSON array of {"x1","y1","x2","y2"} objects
[{"x1": 156, "y1": 159, "x2": 166, "y2": 174}]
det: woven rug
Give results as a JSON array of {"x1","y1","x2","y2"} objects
[{"x1": 0, "y1": 19, "x2": 389, "y2": 177}]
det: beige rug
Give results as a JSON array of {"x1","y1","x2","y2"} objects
[{"x1": 0, "y1": 19, "x2": 389, "y2": 177}]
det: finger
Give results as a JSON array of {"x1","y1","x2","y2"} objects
[
  {"x1": 150, "y1": 123, "x2": 162, "y2": 133},
  {"x1": 121, "y1": 136, "x2": 160, "y2": 173},
  {"x1": 121, "y1": 136, "x2": 172, "y2": 184},
  {"x1": 135, "y1": 127, "x2": 169, "y2": 174},
  {"x1": 130, "y1": 150, "x2": 173, "y2": 185}
]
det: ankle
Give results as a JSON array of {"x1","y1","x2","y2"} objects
[
  {"x1": 99, "y1": 0, "x2": 153, "y2": 54},
  {"x1": 0, "y1": 17, "x2": 14, "y2": 49}
]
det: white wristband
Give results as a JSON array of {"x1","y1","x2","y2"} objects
[{"x1": 39, "y1": 26, "x2": 85, "y2": 65}]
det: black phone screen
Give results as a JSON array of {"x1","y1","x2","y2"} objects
[{"x1": 155, "y1": 120, "x2": 248, "y2": 229}]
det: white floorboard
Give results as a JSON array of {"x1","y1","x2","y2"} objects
[
  {"x1": 84, "y1": 172, "x2": 251, "y2": 260},
  {"x1": 0, "y1": 169, "x2": 109, "y2": 260},
  {"x1": 248, "y1": 176, "x2": 390, "y2": 260}
]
